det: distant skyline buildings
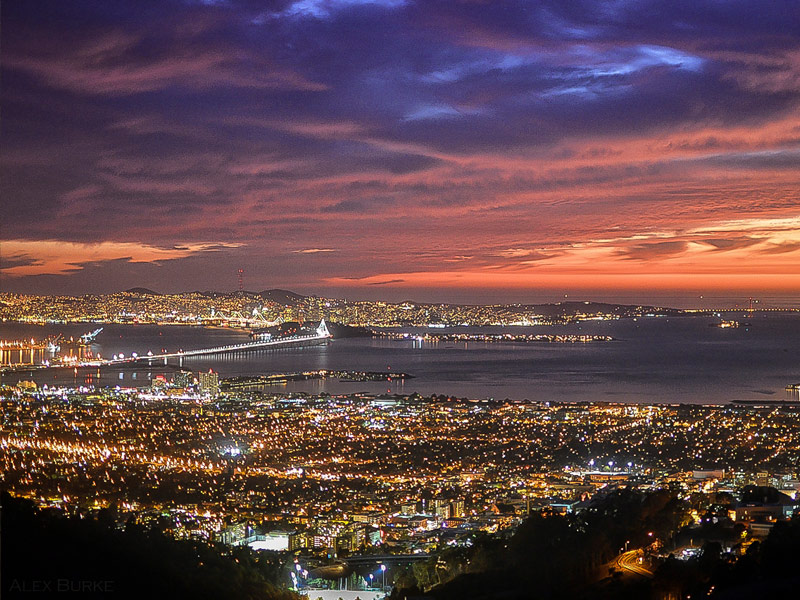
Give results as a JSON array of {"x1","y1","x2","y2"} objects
[
  {"x1": 1, "y1": 286, "x2": 795, "y2": 313},
  {"x1": 1, "y1": 1, "x2": 798, "y2": 304}
]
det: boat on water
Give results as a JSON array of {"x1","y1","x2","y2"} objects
[{"x1": 710, "y1": 319, "x2": 739, "y2": 328}]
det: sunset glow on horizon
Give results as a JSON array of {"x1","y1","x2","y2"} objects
[{"x1": 2, "y1": 1, "x2": 798, "y2": 305}]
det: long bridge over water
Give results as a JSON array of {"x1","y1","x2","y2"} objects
[
  {"x1": 2, "y1": 321, "x2": 332, "y2": 373},
  {"x1": 95, "y1": 320, "x2": 331, "y2": 367}
]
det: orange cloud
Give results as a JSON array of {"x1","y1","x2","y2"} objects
[
  {"x1": 1, "y1": 240, "x2": 242, "y2": 277},
  {"x1": 325, "y1": 215, "x2": 800, "y2": 294}
]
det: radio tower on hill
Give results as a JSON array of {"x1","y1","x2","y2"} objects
[{"x1": 237, "y1": 268, "x2": 244, "y2": 292}]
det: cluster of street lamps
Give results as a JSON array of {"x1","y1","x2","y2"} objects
[
  {"x1": 291, "y1": 561, "x2": 309, "y2": 590},
  {"x1": 366, "y1": 564, "x2": 387, "y2": 590},
  {"x1": 291, "y1": 560, "x2": 387, "y2": 593}
]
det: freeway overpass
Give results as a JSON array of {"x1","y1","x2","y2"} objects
[{"x1": 343, "y1": 554, "x2": 430, "y2": 567}]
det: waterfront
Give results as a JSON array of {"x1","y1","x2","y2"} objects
[{"x1": 3, "y1": 312, "x2": 799, "y2": 404}]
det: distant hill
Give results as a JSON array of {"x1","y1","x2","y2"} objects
[
  {"x1": 118, "y1": 289, "x2": 306, "y2": 304},
  {"x1": 257, "y1": 289, "x2": 306, "y2": 305},
  {"x1": 393, "y1": 299, "x2": 680, "y2": 317},
  {"x1": 123, "y1": 287, "x2": 161, "y2": 295},
  {"x1": 114, "y1": 288, "x2": 682, "y2": 316},
  {"x1": 522, "y1": 301, "x2": 681, "y2": 317}
]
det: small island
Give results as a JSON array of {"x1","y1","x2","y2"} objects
[{"x1": 222, "y1": 369, "x2": 413, "y2": 390}]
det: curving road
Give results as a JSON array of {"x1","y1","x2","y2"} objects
[{"x1": 614, "y1": 550, "x2": 654, "y2": 578}]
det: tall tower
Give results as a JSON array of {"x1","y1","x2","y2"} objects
[{"x1": 237, "y1": 268, "x2": 244, "y2": 292}]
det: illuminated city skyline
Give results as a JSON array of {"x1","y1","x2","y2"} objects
[
  {"x1": 3, "y1": 6, "x2": 800, "y2": 596},
  {"x1": 1, "y1": 1, "x2": 799, "y2": 304}
]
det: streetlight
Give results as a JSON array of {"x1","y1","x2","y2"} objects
[
  {"x1": 381, "y1": 564, "x2": 386, "y2": 589},
  {"x1": 369, "y1": 574, "x2": 373, "y2": 589}
]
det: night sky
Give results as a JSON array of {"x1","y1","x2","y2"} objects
[{"x1": 2, "y1": 1, "x2": 799, "y2": 304}]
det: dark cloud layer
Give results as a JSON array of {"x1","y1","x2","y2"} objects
[{"x1": 1, "y1": 0, "x2": 799, "y2": 300}]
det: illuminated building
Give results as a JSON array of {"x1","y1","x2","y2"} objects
[
  {"x1": 198, "y1": 370, "x2": 219, "y2": 397},
  {"x1": 173, "y1": 370, "x2": 194, "y2": 389}
]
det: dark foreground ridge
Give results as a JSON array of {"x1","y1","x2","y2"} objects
[
  {"x1": 0, "y1": 493, "x2": 298, "y2": 600},
  {"x1": 4, "y1": 488, "x2": 800, "y2": 600},
  {"x1": 390, "y1": 488, "x2": 800, "y2": 600}
]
